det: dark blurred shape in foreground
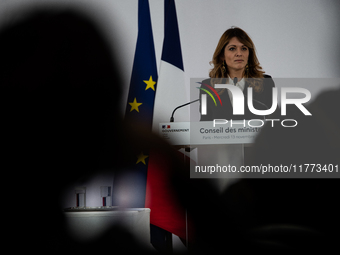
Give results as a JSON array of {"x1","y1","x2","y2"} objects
[{"x1": 1, "y1": 7, "x2": 186, "y2": 254}]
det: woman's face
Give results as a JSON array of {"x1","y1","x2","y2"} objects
[{"x1": 223, "y1": 37, "x2": 249, "y2": 74}]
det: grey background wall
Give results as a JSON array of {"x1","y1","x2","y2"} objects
[
  {"x1": 1, "y1": 0, "x2": 340, "y2": 204},
  {"x1": 2, "y1": 0, "x2": 340, "y2": 115}
]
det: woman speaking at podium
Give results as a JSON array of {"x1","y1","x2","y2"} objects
[{"x1": 200, "y1": 27, "x2": 275, "y2": 121}]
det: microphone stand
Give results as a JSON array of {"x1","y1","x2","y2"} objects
[{"x1": 170, "y1": 99, "x2": 199, "y2": 122}]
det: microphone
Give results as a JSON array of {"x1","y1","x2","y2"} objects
[
  {"x1": 252, "y1": 98, "x2": 269, "y2": 110},
  {"x1": 233, "y1": 77, "x2": 238, "y2": 85},
  {"x1": 170, "y1": 99, "x2": 199, "y2": 122}
]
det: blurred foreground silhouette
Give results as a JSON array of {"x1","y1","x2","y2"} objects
[{"x1": 1, "y1": 7, "x2": 187, "y2": 254}]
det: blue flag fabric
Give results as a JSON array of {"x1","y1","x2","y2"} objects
[
  {"x1": 125, "y1": 0, "x2": 158, "y2": 129},
  {"x1": 162, "y1": 0, "x2": 184, "y2": 71},
  {"x1": 113, "y1": 0, "x2": 157, "y2": 209}
]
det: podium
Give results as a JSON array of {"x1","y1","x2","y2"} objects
[
  {"x1": 159, "y1": 121, "x2": 260, "y2": 146},
  {"x1": 159, "y1": 121, "x2": 261, "y2": 189},
  {"x1": 64, "y1": 208, "x2": 153, "y2": 249}
]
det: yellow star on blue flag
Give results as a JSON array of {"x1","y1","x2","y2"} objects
[
  {"x1": 136, "y1": 152, "x2": 148, "y2": 165},
  {"x1": 129, "y1": 98, "x2": 142, "y2": 112},
  {"x1": 144, "y1": 76, "x2": 156, "y2": 91}
]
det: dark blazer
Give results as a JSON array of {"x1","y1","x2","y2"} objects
[{"x1": 199, "y1": 75, "x2": 275, "y2": 121}]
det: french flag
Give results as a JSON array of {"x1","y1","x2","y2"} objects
[
  {"x1": 152, "y1": 0, "x2": 189, "y2": 130},
  {"x1": 146, "y1": 0, "x2": 188, "y2": 246}
]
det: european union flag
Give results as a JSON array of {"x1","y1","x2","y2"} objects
[
  {"x1": 113, "y1": 0, "x2": 157, "y2": 209},
  {"x1": 125, "y1": 0, "x2": 158, "y2": 129}
]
